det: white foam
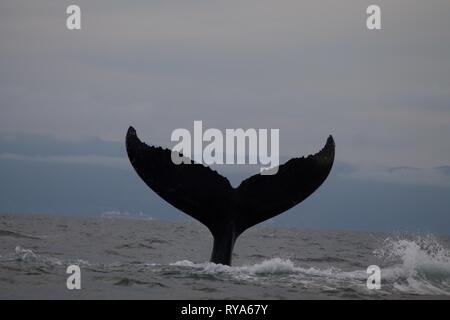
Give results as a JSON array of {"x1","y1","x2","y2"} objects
[
  {"x1": 244, "y1": 257, "x2": 295, "y2": 275},
  {"x1": 101, "y1": 211, "x2": 155, "y2": 221},
  {"x1": 375, "y1": 235, "x2": 450, "y2": 295},
  {"x1": 7, "y1": 235, "x2": 450, "y2": 297},
  {"x1": 12, "y1": 246, "x2": 63, "y2": 266},
  {"x1": 15, "y1": 246, "x2": 38, "y2": 261},
  {"x1": 169, "y1": 257, "x2": 366, "y2": 282},
  {"x1": 168, "y1": 241, "x2": 450, "y2": 296}
]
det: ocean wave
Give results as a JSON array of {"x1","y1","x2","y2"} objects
[
  {"x1": 168, "y1": 258, "x2": 367, "y2": 285},
  {"x1": 100, "y1": 211, "x2": 155, "y2": 221},
  {"x1": 0, "y1": 229, "x2": 41, "y2": 240},
  {"x1": 374, "y1": 235, "x2": 450, "y2": 295},
  {"x1": 166, "y1": 236, "x2": 450, "y2": 295},
  {"x1": 12, "y1": 246, "x2": 75, "y2": 266},
  {"x1": 3, "y1": 235, "x2": 450, "y2": 297}
]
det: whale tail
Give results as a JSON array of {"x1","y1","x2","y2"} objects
[{"x1": 126, "y1": 126, "x2": 335, "y2": 265}]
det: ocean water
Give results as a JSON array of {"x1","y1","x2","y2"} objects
[{"x1": 1, "y1": 214, "x2": 450, "y2": 299}]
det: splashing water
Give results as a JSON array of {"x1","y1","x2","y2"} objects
[
  {"x1": 375, "y1": 235, "x2": 450, "y2": 295},
  {"x1": 4, "y1": 238, "x2": 450, "y2": 297},
  {"x1": 1, "y1": 215, "x2": 450, "y2": 299}
]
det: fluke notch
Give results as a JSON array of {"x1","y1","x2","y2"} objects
[{"x1": 126, "y1": 126, "x2": 335, "y2": 266}]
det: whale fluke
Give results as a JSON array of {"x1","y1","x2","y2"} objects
[{"x1": 126, "y1": 126, "x2": 335, "y2": 266}]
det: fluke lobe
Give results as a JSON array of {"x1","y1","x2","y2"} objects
[{"x1": 126, "y1": 126, "x2": 335, "y2": 266}]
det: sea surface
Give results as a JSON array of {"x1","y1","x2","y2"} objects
[{"x1": 1, "y1": 213, "x2": 450, "y2": 299}]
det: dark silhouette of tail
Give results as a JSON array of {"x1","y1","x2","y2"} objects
[{"x1": 126, "y1": 126, "x2": 335, "y2": 265}]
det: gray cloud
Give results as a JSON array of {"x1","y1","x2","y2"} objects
[
  {"x1": 1, "y1": 132, "x2": 450, "y2": 233},
  {"x1": 1, "y1": 0, "x2": 450, "y2": 169}
]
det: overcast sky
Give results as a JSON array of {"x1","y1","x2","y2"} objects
[
  {"x1": 1, "y1": 0, "x2": 450, "y2": 170},
  {"x1": 1, "y1": 1, "x2": 450, "y2": 233}
]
